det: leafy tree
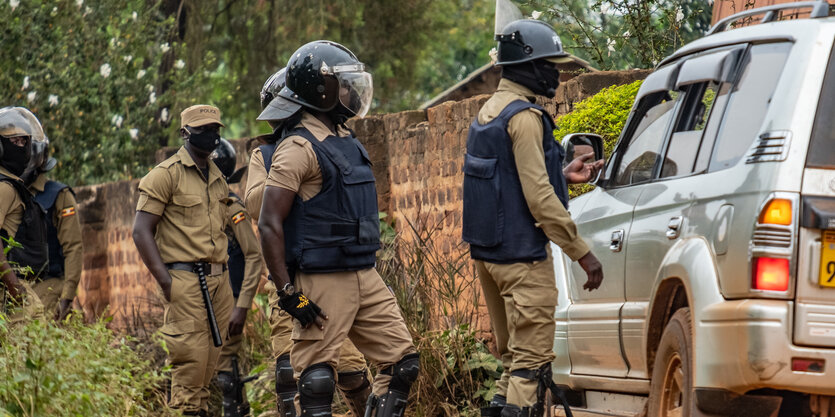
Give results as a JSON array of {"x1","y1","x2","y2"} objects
[
  {"x1": 525, "y1": 0, "x2": 713, "y2": 70},
  {"x1": 0, "y1": 0, "x2": 210, "y2": 185}
]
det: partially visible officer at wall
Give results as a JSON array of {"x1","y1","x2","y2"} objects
[
  {"x1": 258, "y1": 41, "x2": 418, "y2": 417},
  {"x1": 462, "y1": 20, "x2": 604, "y2": 417},
  {"x1": 23, "y1": 137, "x2": 83, "y2": 321},
  {"x1": 247, "y1": 68, "x2": 373, "y2": 417},
  {"x1": 0, "y1": 107, "x2": 47, "y2": 322},
  {"x1": 132, "y1": 105, "x2": 233, "y2": 416},
  {"x1": 211, "y1": 138, "x2": 263, "y2": 417}
]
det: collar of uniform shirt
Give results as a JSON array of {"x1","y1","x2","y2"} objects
[
  {"x1": 496, "y1": 78, "x2": 538, "y2": 103},
  {"x1": 297, "y1": 112, "x2": 352, "y2": 142},
  {"x1": 176, "y1": 145, "x2": 223, "y2": 184},
  {"x1": 0, "y1": 165, "x2": 22, "y2": 182}
]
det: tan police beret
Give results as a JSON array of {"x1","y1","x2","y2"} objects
[{"x1": 180, "y1": 104, "x2": 225, "y2": 129}]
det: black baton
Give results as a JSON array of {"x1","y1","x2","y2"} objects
[{"x1": 195, "y1": 263, "x2": 223, "y2": 347}]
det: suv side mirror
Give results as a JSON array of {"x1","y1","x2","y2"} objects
[{"x1": 562, "y1": 133, "x2": 605, "y2": 165}]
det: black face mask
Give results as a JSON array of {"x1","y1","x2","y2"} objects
[
  {"x1": 0, "y1": 136, "x2": 30, "y2": 177},
  {"x1": 187, "y1": 128, "x2": 221, "y2": 152},
  {"x1": 502, "y1": 60, "x2": 561, "y2": 98},
  {"x1": 327, "y1": 103, "x2": 355, "y2": 126}
]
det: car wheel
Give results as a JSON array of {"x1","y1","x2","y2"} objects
[{"x1": 648, "y1": 307, "x2": 694, "y2": 417}]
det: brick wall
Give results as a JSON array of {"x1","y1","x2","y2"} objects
[{"x1": 72, "y1": 69, "x2": 648, "y2": 331}]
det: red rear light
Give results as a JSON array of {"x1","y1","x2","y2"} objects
[
  {"x1": 753, "y1": 257, "x2": 790, "y2": 291},
  {"x1": 791, "y1": 358, "x2": 825, "y2": 373}
]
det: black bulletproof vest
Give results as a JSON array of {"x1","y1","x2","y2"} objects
[
  {"x1": 260, "y1": 142, "x2": 277, "y2": 173},
  {"x1": 283, "y1": 127, "x2": 380, "y2": 273},
  {"x1": 225, "y1": 192, "x2": 245, "y2": 298},
  {"x1": 33, "y1": 180, "x2": 72, "y2": 278},
  {"x1": 0, "y1": 173, "x2": 49, "y2": 279},
  {"x1": 462, "y1": 99, "x2": 569, "y2": 263}
]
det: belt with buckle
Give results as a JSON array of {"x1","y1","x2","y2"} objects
[{"x1": 166, "y1": 262, "x2": 226, "y2": 276}]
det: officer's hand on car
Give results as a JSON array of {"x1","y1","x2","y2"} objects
[
  {"x1": 278, "y1": 291, "x2": 328, "y2": 330},
  {"x1": 563, "y1": 152, "x2": 604, "y2": 184},
  {"x1": 578, "y1": 251, "x2": 604, "y2": 291},
  {"x1": 228, "y1": 306, "x2": 248, "y2": 336}
]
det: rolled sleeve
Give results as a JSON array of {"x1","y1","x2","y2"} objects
[
  {"x1": 509, "y1": 110, "x2": 590, "y2": 261},
  {"x1": 244, "y1": 148, "x2": 267, "y2": 222}
]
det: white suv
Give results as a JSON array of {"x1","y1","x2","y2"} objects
[{"x1": 552, "y1": 2, "x2": 835, "y2": 416}]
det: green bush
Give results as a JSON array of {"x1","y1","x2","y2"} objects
[
  {"x1": 554, "y1": 80, "x2": 642, "y2": 197},
  {"x1": 0, "y1": 314, "x2": 174, "y2": 416}
]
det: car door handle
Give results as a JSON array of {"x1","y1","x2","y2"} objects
[
  {"x1": 610, "y1": 229, "x2": 624, "y2": 252},
  {"x1": 666, "y1": 216, "x2": 684, "y2": 240}
]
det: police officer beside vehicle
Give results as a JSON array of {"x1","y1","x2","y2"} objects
[
  {"x1": 23, "y1": 138, "x2": 83, "y2": 321},
  {"x1": 132, "y1": 105, "x2": 234, "y2": 416},
  {"x1": 0, "y1": 107, "x2": 48, "y2": 322},
  {"x1": 211, "y1": 138, "x2": 263, "y2": 417},
  {"x1": 258, "y1": 42, "x2": 418, "y2": 417},
  {"x1": 248, "y1": 67, "x2": 373, "y2": 417},
  {"x1": 462, "y1": 20, "x2": 604, "y2": 417}
]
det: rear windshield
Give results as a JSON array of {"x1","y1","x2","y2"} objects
[{"x1": 807, "y1": 41, "x2": 835, "y2": 169}]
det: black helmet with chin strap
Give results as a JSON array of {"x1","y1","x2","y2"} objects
[
  {"x1": 260, "y1": 67, "x2": 287, "y2": 111},
  {"x1": 211, "y1": 138, "x2": 247, "y2": 184},
  {"x1": 22, "y1": 136, "x2": 57, "y2": 185},
  {"x1": 495, "y1": 19, "x2": 571, "y2": 66},
  {"x1": 0, "y1": 107, "x2": 47, "y2": 178}
]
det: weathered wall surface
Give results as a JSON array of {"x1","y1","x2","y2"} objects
[{"x1": 72, "y1": 70, "x2": 648, "y2": 331}]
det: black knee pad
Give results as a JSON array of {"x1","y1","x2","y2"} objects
[
  {"x1": 375, "y1": 353, "x2": 420, "y2": 417},
  {"x1": 217, "y1": 371, "x2": 236, "y2": 396},
  {"x1": 337, "y1": 369, "x2": 372, "y2": 416},
  {"x1": 298, "y1": 363, "x2": 336, "y2": 417},
  {"x1": 275, "y1": 355, "x2": 297, "y2": 417}
]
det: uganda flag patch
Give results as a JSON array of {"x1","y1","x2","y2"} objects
[
  {"x1": 61, "y1": 207, "x2": 76, "y2": 217},
  {"x1": 232, "y1": 211, "x2": 246, "y2": 225}
]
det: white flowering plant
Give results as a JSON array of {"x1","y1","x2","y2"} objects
[{"x1": 0, "y1": 0, "x2": 210, "y2": 185}]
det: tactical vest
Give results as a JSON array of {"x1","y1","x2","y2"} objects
[
  {"x1": 225, "y1": 192, "x2": 246, "y2": 298},
  {"x1": 0, "y1": 173, "x2": 49, "y2": 279},
  {"x1": 33, "y1": 180, "x2": 73, "y2": 278},
  {"x1": 462, "y1": 99, "x2": 569, "y2": 263},
  {"x1": 260, "y1": 142, "x2": 277, "y2": 173},
  {"x1": 282, "y1": 127, "x2": 380, "y2": 273}
]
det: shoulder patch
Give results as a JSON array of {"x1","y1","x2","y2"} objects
[
  {"x1": 61, "y1": 207, "x2": 77, "y2": 217},
  {"x1": 231, "y1": 210, "x2": 246, "y2": 225}
]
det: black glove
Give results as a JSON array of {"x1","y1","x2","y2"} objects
[{"x1": 278, "y1": 291, "x2": 324, "y2": 328}]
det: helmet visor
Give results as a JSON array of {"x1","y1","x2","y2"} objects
[
  {"x1": 336, "y1": 70, "x2": 373, "y2": 118},
  {"x1": 0, "y1": 107, "x2": 45, "y2": 144}
]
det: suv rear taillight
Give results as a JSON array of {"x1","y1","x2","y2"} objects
[
  {"x1": 750, "y1": 194, "x2": 798, "y2": 296},
  {"x1": 753, "y1": 257, "x2": 790, "y2": 291}
]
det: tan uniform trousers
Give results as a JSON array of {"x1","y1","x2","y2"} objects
[
  {"x1": 161, "y1": 269, "x2": 233, "y2": 413},
  {"x1": 2, "y1": 281, "x2": 44, "y2": 324},
  {"x1": 32, "y1": 277, "x2": 63, "y2": 315},
  {"x1": 291, "y1": 268, "x2": 415, "y2": 397},
  {"x1": 475, "y1": 245, "x2": 558, "y2": 407},
  {"x1": 267, "y1": 280, "x2": 370, "y2": 370}
]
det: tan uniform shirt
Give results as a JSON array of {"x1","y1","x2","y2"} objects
[
  {"x1": 29, "y1": 174, "x2": 84, "y2": 300},
  {"x1": 225, "y1": 196, "x2": 262, "y2": 308},
  {"x1": 265, "y1": 112, "x2": 351, "y2": 200},
  {"x1": 0, "y1": 166, "x2": 24, "y2": 238},
  {"x1": 478, "y1": 79, "x2": 590, "y2": 261},
  {"x1": 244, "y1": 148, "x2": 268, "y2": 223},
  {"x1": 136, "y1": 146, "x2": 229, "y2": 264}
]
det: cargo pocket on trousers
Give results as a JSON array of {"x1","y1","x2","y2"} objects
[
  {"x1": 510, "y1": 288, "x2": 558, "y2": 327},
  {"x1": 291, "y1": 319, "x2": 325, "y2": 342},
  {"x1": 462, "y1": 154, "x2": 502, "y2": 247}
]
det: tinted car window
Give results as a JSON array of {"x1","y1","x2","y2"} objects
[
  {"x1": 708, "y1": 42, "x2": 792, "y2": 172},
  {"x1": 662, "y1": 82, "x2": 722, "y2": 178},
  {"x1": 613, "y1": 91, "x2": 680, "y2": 186},
  {"x1": 807, "y1": 41, "x2": 835, "y2": 169}
]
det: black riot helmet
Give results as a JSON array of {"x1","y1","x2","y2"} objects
[
  {"x1": 211, "y1": 138, "x2": 247, "y2": 184},
  {"x1": 275, "y1": 41, "x2": 373, "y2": 121},
  {"x1": 22, "y1": 136, "x2": 58, "y2": 185},
  {"x1": 260, "y1": 67, "x2": 287, "y2": 111},
  {"x1": 495, "y1": 19, "x2": 572, "y2": 66}
]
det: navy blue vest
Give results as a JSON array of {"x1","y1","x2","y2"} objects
[
  {"x1": 260, "y1": 142, "x2": 277, "y2": 173},
  {"x1": 33, "y1": 180, "x2": 72, "y2": 278},
  {"x1": 225, "y1": 192, "x2": 246, "y2": 298},
  {"x1": 283, "y1": 127, "x2": 380, "y2": 273},
  {"x1": 462, "y1": 99, "x2": 569, "y2": 263},
  {"x1": 0, "y1": 173, "x2": 49, "y2": 279}
]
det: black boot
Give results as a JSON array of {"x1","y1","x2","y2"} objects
[{"x1": 482, "y1": 393, "x2": 507, "y2": 416}]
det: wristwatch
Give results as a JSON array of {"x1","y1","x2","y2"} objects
[{"x1": 277, "y1": 282, "x2": 295, "y2": 298}]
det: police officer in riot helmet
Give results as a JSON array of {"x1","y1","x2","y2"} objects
[
  {"x1": 0, "y1": 107, "x2": 49, "y2": 320},
  {"x1": 211, "y1": 138, "x2": 262, "y2": 417},
  {"x1": 463, "y1": 19, "x2": 604, "y2": 417},
  {"x1": 258, "y1": 41, "x2": 417, "y2": 417}
]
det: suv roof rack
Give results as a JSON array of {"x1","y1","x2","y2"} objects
[{"x1": 707, "y1": 1, "x2": 831, "y2": 35}]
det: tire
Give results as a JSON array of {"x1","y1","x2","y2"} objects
[{"x1": 648, "y1": 307, "x2": 695, "y2": 417}]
